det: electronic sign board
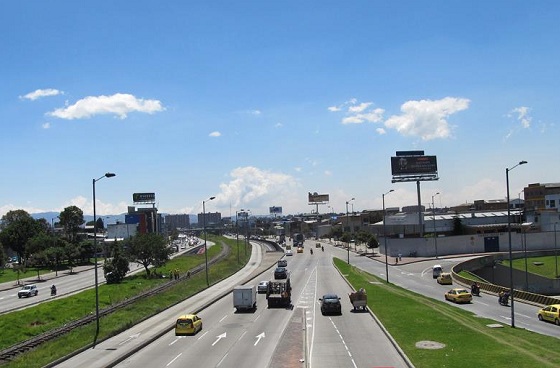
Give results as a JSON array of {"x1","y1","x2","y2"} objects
[
  {"x1": 391, "y1": 155, "x2": 438, "y2": 176},
  {"x1": 269, "y1": 206, "x2": 283, "y2": 214},
  {"x1": 133, "y1": 192, "x2": 155, "y2": 203}
]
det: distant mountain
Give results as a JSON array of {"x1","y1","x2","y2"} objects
[{"x1": 32, "y1": 212, "x2": 127, "y2": 225}]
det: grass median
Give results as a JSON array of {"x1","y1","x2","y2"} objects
[
  {"x1": 1, "y1": 236, "x2": 252, "y2": 368},
  {"x1": 333, "y1": 257, "x2": 560, "y2": 368}
]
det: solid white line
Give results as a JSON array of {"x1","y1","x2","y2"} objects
[
  {"x1": 219, "y1": 314, "x2": 228, "y2": 323},
  {"x1": 216, "y1": 352, "x2": 229, "y2": 367},
  {"x1": 169, "y1": 338, "x2": 179, "y2": 346}
]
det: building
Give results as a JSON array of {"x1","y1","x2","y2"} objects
[
  {"x1": 197, "y1": 211, "x2": 222, "y2": 227},
  {"x1": 125, "y1": 206, "x2": 162, "y2": 234},
  {"x1": 165, "y1": 214, "x2": 191, "y2": 230},
  {"x1": 524, "y1": 182, "x2": 560, "y2": 231}
]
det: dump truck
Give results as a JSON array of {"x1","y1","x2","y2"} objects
[
  {"x1": 266, "y1": 278, "x2": 292, "y2": 308},
  {"x1": 233, "y1": 285, "x2": 257, "y2": 311}
]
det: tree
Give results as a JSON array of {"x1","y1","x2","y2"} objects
[
  {"x1": 58, "y1": 206, "x2": 85, "y2": 244},
  {"x1": 103, "y1": 240, "x2": 129, "y2": 284},
  {"x1": 96, "y1": 217, "x2": 105, "y2": 231},
  {"x1": 452, "y1": 216, "x2": 464, "y2": 235},
  {"x1": 125, "y1": 233, "x2": 172, "y2": 277},
  {"x1": 0, "y1": 210, "x2": 44, "y2": 264}
]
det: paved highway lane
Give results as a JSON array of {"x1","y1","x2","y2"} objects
[
  {"x1": 0, "y1": 240, "x2": 209, "y2": 314},
  {"x1": 55, "y1": 241, "x2": 269, "y2": 368},
  {"x1": 113, "y1": 244, "x2": 411, "y2": 368},
  {"x1": 325, "y1": 243, "x2": 560, "y2": 339}
]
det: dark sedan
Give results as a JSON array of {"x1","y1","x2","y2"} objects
[
  {"x1": 274, "y1": 267, "x2": 288, "y2": 279},
  {"x1": 319, "y1": 294, "x2": 342, "y2": 315}
]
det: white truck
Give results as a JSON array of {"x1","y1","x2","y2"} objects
[{"x1": 233, "y1": 285, "x2": 257, "y2": 311}]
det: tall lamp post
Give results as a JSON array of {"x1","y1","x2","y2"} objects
[
  {"x1": 383, "y1": 189, "x2": 394, "y2": 283},
  {"x1": 554, "y1": 222, "x2": 558, "y2": 278},
  {"x1": 506, "y1": 160, "x2": 527, "y2": 328},
  {"x1": 432, "y1": 192, "x2": 440, "y2": 258},
  {"x1": 203, "y1": 196, "x2": 216, "y2": 287},
  {"x1": 345, "y1": 197, "x2": 355, "y2": 264},
  {"x1": 235, "y1": 209, "x2": 245, "y2": 264},
  {"x1": 92, "y1": 172, "x2": 116, "y2": 348}
]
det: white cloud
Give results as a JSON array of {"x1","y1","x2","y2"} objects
[
  {"x1": 348, "y1": 102, "x2": 372, "y2": 113},
  {"x1": 42, "y1": 122, "x2": 51, "y2": 129},
  {"x1": 209, "y1": 131, "x2": 221, "y2": 137},
  {"x1": 275, "y1": 122, "x2": 283, "y2": 128},
  {"x1": 384, "y1": 97, "x2": 470, "y2": 140},
  {"x1": 458, "y1": 178, "x2": 504, "y2": 203},
  {"x1": 376, "y1": 127, "x2": 386, "y2": 135},
  {"x1": 214, "y1": 166, "x2": 299, "y2": 209},
  {"x1": 48, "y1": 93, "x2": 164, "y2": 120},
  {"x1": 330, "y1": 99, "x2": 385, "y2": 125},
  {"x1": 324, "y1": 170, "x2": 332, "y2": 176},
  {"x1": 20, "y1": 88, "x2": 63, "y2": 101},
  {"x1": 511, "y1": 106, "x2": 532, "y2": 128},
  {"x1": 66, "y1": 195, "x2": 129, "y2": 216}
]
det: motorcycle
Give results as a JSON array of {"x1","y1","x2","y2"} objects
[
  {"x1": 51, "y1": 285, "x2": 57, "y2": 296},
  {"x1": 498, "y1": 292, "x2": 510, "y2": 306},
  {"x1": 310, "y1": 248, "x2": 313, "y2": 255},
  {"x1": 321, "y1": 246, "x2": 324, "y2": 252},
  {"x1": 471, "y1": 284, "x2": 480, "y2": 297}
]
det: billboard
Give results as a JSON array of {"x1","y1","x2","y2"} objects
[
  {"x1": 391, "y1": 155, "x2": 438, "y2": 176},
  {"x1": 133, "y1": 192, "x2": 156, "y2": 203},
  {"x1": 269, "y1": 206, "x2": 283, "y2": 214},
  {"x1": 308, "y1": 192, "x2": 330, "y2": 203}
]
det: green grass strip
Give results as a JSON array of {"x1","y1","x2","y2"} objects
[
  {"x1": 1, "y1": 236, "x2": 252, "y2": 368},
  {"x1": 333, "y1": 258, "x2": 560, "y2": 368}
]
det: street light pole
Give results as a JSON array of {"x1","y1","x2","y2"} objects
[
  {"x1": 92, "y1": 172, "x2": 116, "y2": 348},
  {"x1": 432, "y1": 192, "x2": 440, "y2": 258},
  {"x1": 506, "y1": 160, "x2": 527, "y2": 328},
  {"x1": 346, "y1": 197, "x2": 354, "y2": 264},
  {"x1": 383, "y1": 189, "x2": 394, "y2": 283},
  {"x1": 555, "y1": 222, "x2": 558, "y2": 278},
  {"x1": 203, "y1": 196, "x2": 216, "y2": 287}
]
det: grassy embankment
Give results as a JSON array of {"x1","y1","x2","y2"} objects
[
  {"x1": 333, "y1": 257, "x2": 560, "y2": 368},
  {"x1": 1, "y1": 236, "x2": 251, "y2": 368}
]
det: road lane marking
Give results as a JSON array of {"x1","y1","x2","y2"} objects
[{"x1": 166, "y1": 352, "x2": 182, "y2": 366}]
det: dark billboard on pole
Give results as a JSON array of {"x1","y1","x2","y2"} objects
[
  {"x1": 133, "y1": 192, "x2": 156, "y2": 203},
  {"x1": 391, "y1": 155, "x2": 438, "y2": 176},
  {"x1": 308, "y1": 192, "x2": 329, "y2": 204}
]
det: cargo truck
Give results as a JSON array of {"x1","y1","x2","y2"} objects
[
  {"x1": 266, "y1": 278, "x2": 292, "y2": 308},
  {"x1": 233, "y1": 285, "x2": 257, "y2": 312}
]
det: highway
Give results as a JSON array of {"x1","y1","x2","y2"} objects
[{"x1": 6, "y1": 237, "x2": 560, "y2": 367}]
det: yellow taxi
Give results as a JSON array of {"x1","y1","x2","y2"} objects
[
  {"x1": 537, "y1": 304, "x2": 560, "y2": 326},
  {"x1": 175, "y1": 314, "x2": 203, "y2": 336},
  {"x1": 436, "y1": 272, "x2": 453, "y2": 285},
  {"x1": 297, "y1": 247, "x2": 304, "y2": 253},
  {"x1": 444, "y1": 288, "x2": 472, "y2": 304}
]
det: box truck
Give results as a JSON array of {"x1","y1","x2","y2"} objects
[{"x1": 233, "y1": 285, "x2": 257, "y2": 311}]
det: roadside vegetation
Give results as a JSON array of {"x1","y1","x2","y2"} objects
[
  {"x1": 333, "y1": 257, "x2": 560, "y2": 368},
  {"x1": 1, "y1": 235, "x2": 252, "y2": 368}
]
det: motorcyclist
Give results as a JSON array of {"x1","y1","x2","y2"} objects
[
  {"x1": 471, "y1": 282, "x2": 480, "y2": 296},
  {"x1": 310, "y1": 248, "x2": 313, "y2": 255},
  {"x1": 51, "y1": 284, "x2": 57, "y2": 296},
  {"x1": 321, "y1": 246, "x2": 324, "y2": 252}
]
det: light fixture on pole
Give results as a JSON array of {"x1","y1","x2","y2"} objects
[
  {"x1": 203, "y1": 196, "x2": 216, "y2": 287},
  {"x1": 92, "y1": 172, "x2": 116, "y2": 348},
  {"x1": 506, "y1": 160, "x2": 527, "y2": 328},
  {"x1": 236, "y1": 209, "x2": 245, "y2": 264},
  {"x1": 345, "y1": 197, "x2": 355, "y2": 264},
  {"x1": 383, "y1": 189, "x2": 394, "y2": 283},
  {"x1": 432, "y1": 192, "x2": 440, "y2": 258}
]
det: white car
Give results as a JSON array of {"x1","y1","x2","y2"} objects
[
  {"x1": 257, "y1": 281, "x2": 269, "y2": 293},
  {"x1": 18, "y1": 284, "x2": 38, "y2": 298},
  {"x1": 285, "y1": 249, "x2": 293, "y2": 256}
]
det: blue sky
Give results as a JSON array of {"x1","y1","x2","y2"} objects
[{"x1": 1, "y1": 1, "x2": 559, "y2": 218}]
